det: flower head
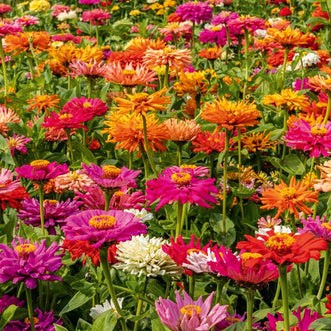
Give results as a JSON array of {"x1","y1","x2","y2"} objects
[
  {"x1": 264, "y1": 27, "x2": 311, "y2": 48},
  {"x1": 82, "y1": 9, "x2": 110, "y2": 25},
  {"x1": 308, "y1": 75, "x2": 331, "y2": 95},
  {"x1": 90, "y1": 299, "x2": 124, "y2": 320},
  {"x1": 300, "y1": 216, "x2": 331, "y2": 242},
  {"x1": 54, "y1": 170, "x2": 95, "y2": 192},
  {"x1": 175, "y1": 2, "x2": 213, "y2": 24},
  {"x1": 0, "y1": 295, "x2": 24, "y2": 314},
  {"x1": 164, "y1": 118, "x2": 200, "y2": 142},
  {"x1": 69, "y1": 59, "x2": 107, "y2": 79},
  {"x1": 6, "y1": 134, "x2": 31, "y2": 156},
  {"x1": 27, "y1": 94, "x2": 60, "y2": 114},
  {"x1": 0, "y1": 20, "x2": 22, "y2": 38},
  {"x1": 0, "y1": 105, "x2": 20, "y2": 136}
]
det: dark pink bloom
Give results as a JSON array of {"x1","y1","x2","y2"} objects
[
  {"x1": 62, "y1": 209, "x2": 147, "y2": 248},
  {"x1": 0, "y1": 20, "x2": 22, "y2": 37},
  {"x1": 51, "y1": 33, "x2": 83, "y2": 44},
  {"x1": 15, "y1": 160, "x2": 69, "y2": 182},
  {"x1": 146, "y1": 166, "x2": 218, "y2": 210},
  {"x1": 293, "y1": 78, "x2": 309, "y2": 91},
  {"x1": 0, "y1": 295, "x2": 24, "y2": 314},
  {"x1": 79, "y1": 0, "x2": 100, "y2": 3},
  {"x1": 211, "y1": 11, "x2": 239, "y2": 25},
  {"x1": 62, "y1": 97, "x2": 108, "y2": 118},
  {"x1": 155, "y1": 291, "x2": 228, "y2": 331},
  {"x1": 175, "y1": 2, "x2": 213, "y2": 24},
  {"x1": 0, "y1": 238, "x2": 63, "y2": 289},
  {"x1": 82, "y1": 9, "x2": 110, "y2": 26},
  {"x1": 227, "y1": 16, "x2": 265, "y2": 34},
  {"x1": 6, "y1": 133, "x2": 31, "y2": 156},
  {"x1": 300, "y1": 215, "x2": 331, "y2": 242},
  {"x1": 284, "y1": 119, "x2": 331, "y2": 157},
  {"x1": 0, "y1": 4, "x2": 11, "y2": 14}
]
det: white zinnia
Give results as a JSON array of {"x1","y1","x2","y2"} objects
[
  {"x1": 89, "y1": 298, "x2": 124, "y2": 319},
  {"x1": 57, "y1": 10, "x2": 77, "y2": 21},
  {"x1": 183, "y1": 248, "x2": 217, "y2": 274},
  {"x1": 115, "y1": 235, "x2": 182, "y2": 277},
  {"x1": 124, "y1": 208, "x2": 153, "y2": 222}
]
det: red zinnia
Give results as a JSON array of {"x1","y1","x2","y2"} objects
[{"x1": 279, "y1": 7, "x2": 292, "y2": 17}]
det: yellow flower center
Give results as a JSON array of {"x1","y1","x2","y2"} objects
[
  {"x1": 24, "y1": 317, "x2": 39, "y2": 325},
  {"x1": 71, "y1": 172, "x2": 80, "y2": 180},
  {"x1": 321, "y1": 223, "x2": 331, "y2": 231},
  {"x1": 280, "y1": 187, "x2": 297, "y2": 199},
  {"x1": 83, "y1": 102, "x2": 92, "y2": 108},
  {"x1": 311, "y1": 126, "x2": 328, "y2": 136},
  {"x1": 102, "y1": 165, "x2": 121, "y2": 179},
  {"x1": 211, "y1": 27, "x2": 222, "y2": 31},
  {"x1": 44, "y1": 199, "x2": 58, "y2": 206},
  {"x1": 180, "y1": 164, "x2": 197, "y2": 169},
  {"x1": 89, "y1": 215, "x2": 117, "y2": 230},
  {"x1": 187, "y1": 248, "x2": 206, "y2": 255},
  {"x1": 180, "y1": 305, "x2": 202, "y2": 317},
  {"x1": 225, "y1": 317, "x2": 241, "y2": 323},
  {"x1": 171, "y1": 172, "x2": 192, "y2": 185},
  {"x1": 113, "y1": 191, "x2": 125, "y2": 197},
  {"x1": 130, "y1": 93, "x2": 149, "y2": 102},
  {"x1": 266, "y1": 233, "x2": 295, "y2": 254},
  {"x1": 59, "y1": 113, "x2": 73, "y2": 120},
  {"x1": 123, "y1": 69, "x2": 136, "y2": 75},
  {"x1": 30, "y1": 159, "x2": 50, "y2": 170},
  {"x1": 240, "y1": 252, "x2": 262, "y2": 261},
  {"x1": 86, "y1": 64, "x2": 93, "y2": 68},
  {"x1": 15, "y1": 244, "x2": 36, "y2": 255}
]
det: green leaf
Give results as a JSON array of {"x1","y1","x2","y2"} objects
[
  {"x1": 71, "y1": 141, "x2": 97, "y2": 165},
  {"x1": 92, "y1": 311, "x2": 118, "y2": 331},
  {"x1": 54, "y1": 325, "x2": 69, "y2": 331},
  {"x1": 306, "y1": 17, "x2": 330, "y2": 26},
  {"x1": 232, "y1": 186, "x2": 256, "y2": 199},
  {"x1": 222, "y1": 322, "x2": 246, "y2": 331},
  {"x1": 0, "y1": 305, "x2": 18, "y2": 330},
  {"x1": 266, "y1": 155, "x2": 305, "y2": 175},
  {"x1": 306, "y1": 317, "x2": 331, "y2": 331},
  {"x1": 76, "y1": 318, "x2": 92, "y2": 331},
  {"x1": 151, "y1": 318, "x2": 169, "y2": 331},
  {"x1": 60, "y1": 291, "x2": 92, "y2": 315}
]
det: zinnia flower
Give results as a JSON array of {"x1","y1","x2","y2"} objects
[
  {"x1": 63, "y1": 209, "x2": 147, "y2": 248},
  {"x1": 0, "y1": 168, "x2": 20, "y2": 194},
  {"x1": 0, "y1": 295, "x2": 24, "y2": 314},
  {"x1": 0, "y1": 238, "x2": 62, "y2": 289},
  {"x1": 0, "y1": 105, "x2": 20, "y2": 136},
  {"x1": 6, "y1": 134, "x2": 31, "y2": 156},
  {"x1": 115, "y1": 235, "x2": 182, "y2": 277},
  {"x1": 192, "y1": 129, "x2": 230, "y2": 154},
  {"x1": 236, "y1": 229, "x2": 327, "y2": 265},
  {"x1": 90, "y1": 299, "x2": 124, "y2": 320},
  {"x1": 314, "y1": 160, "x2": 331, "y2": 192},
  {"x1": 241, "y1": 130, "x2": 275, "y2": 153},
  {"x1": 27, "y1": 94, "x2": 60, "y2": 114},
  {"x1": 146, "y1": 166, "x2": 218, "y2": 210},
  {"x1": 260, "y1": 176, "x2": 318, "y2": 219},
  {"x1": 0, "y1": 20, "x2": 22, "y2": 38},
  {"x1": 308, "y1": 75, "x2": 331, "y2": 96},
  {"x1": 0, "y1": 187, "x2": 29, "y2": 210},
  {"x1": 54, "y1": 170, "x2": 95, "y2": 192},
  {"x1": 69, "y1": 59, "x2": 107, "y2": 78},
  {"x1": 81, "y1": 9, "x2": 110, "y2": 25},
  {"x1": 164, "y1": 118, "x2": 200, "y2": 142},
  {"x1": 300, "y1": 216, "x2": 331, "y2": 242},
  {"x1": 175, "y1": 2, "x2": 213, "y2": 24},
  {"x1": 155, "y1": 291, "x2": 228, "y2": 331},
  {"x1": 264, "y1": 27, "x2": 311, "y2": 48}
]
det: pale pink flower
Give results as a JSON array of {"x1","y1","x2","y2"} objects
[
  {"x1": 0, "y1": 106, "x2": 20, "y2": 136},
  {"x1": 0, "y1": 168, "x2": 20, "y2": 194},
  {"x1": 69, "y1": 59, "x2": 107, "y2": 78},
  {"x1": 54, "y1": 170, "x2": 95, "y2": 192}
]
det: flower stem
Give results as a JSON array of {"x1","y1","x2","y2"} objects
[
  {"x1": 25, "y1": 286, "x2": 36, "y2": 331},
  {"x1": 65, "y1": 129, "x2": 74, "y2": 164},
  {"x1": 317, "y1": 246, "x2": 331, "y2": 300},
  {"x1": 281, "y1": 48, "x2": 289, "y2": 91},
  {"x1": 243, "y1": 29, "x2": 250, "y2": 98},
  {"x1": 142, "y1": 115, "x2": 157, "y2": 176},
  {"x1": 133, "y1": 277, "x2": 148, "y2": 331},
  {"x1": 164, "y1": 64, "x2": 169, "y2": 88},
  {"x1": 272, "y1": 278, "x2": 281, "y2": 307},
  {"x1": 323, "y1": 93, "x2": 331, "y2": 124},
  {"x1": 215, "y1": 278, "x2": 225, "y2": 304},
  {"x1": 222, "y1": 130, "x2": 229, "y2": 235},
  {"x1": 279, "y1": 265, "x2": 290, "y2": 331},
  {"x1": 176, "y1": 143, "x2": 183, "y2": 166},
  {"x1": 237, "y1": 129, "x2": 242, "y2": 168},
  {"x1": 104, "y1": 191, "x2": 111, "y2": 211},
  {"x1": 308, "y1": 157, "x2": 315, "y2": 182},
  {"x1": 38, "y1": 185, "x2": 45, "y2": 237},
  {"x1": 296, "y1": 263, "x2": 303, "y2": 299},
  {"x1": 245, "y1": 289, "x2": 255, "y2": 331},
  {"x1": 189, "y1": 274, "x2": 195, "y2": 298},
  {"x1": 175, "y1": 201, "x2": 184, "y2": 238},
  {"x1": 0, "y1": 39, "x2": 8, "y2": 96}
]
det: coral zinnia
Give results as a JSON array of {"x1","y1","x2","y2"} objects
[
  {"x1": 260, "y1": 176, "x2": 318, "y2": 219},
  {"x1": 6, "y1": 134, "x2": 31, "y2": 156},
  {"x1": 63, "y1": 209, "x2": 147, "y2": 248},
  {"x1": 27, "y1": 94, "x2": 60, "y2": 114},
  {"x1": 146, "y1": 166, "x2": 218, "y2": 210},
  {"x1": 0, "y1": 238, "x2": 62, "y2": 289},
  {"x1": 164, "y1": 118, "x2": 200, "y2": 142},
  {"x1": 0, "y1": 105, "x2": 20, "y2": 136},
  {"x1": 264, "y1": 27, "x2": 311, "y2": 48},
  {"x1": 201, "y1": 97, "x2": 260, "y2": 130},
  {"x1": 237, "y1": 229, "x2": 327, "y2": 265},
  {"x1": 192, "y1": 129, "x2": 230, "y2": 154},
  {"x1": 308, "y1": 75, "x2": 331, "y2": 95},
  {"x1": 155, "y1": 291, "x2": 228, "y2": 331}
]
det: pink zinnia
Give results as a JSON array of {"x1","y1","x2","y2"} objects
[
  {"x1": 0, "y1": 168, "x2": 20, "y2": 194},
  {"x1": 69, "y1": 59, "x2": 107, "y2": 78},
  {"x1": 79, "y1": 0, "x2": 100, "y2": 4},
  {"x1": 6, "y1": 133, "x2": 31, "y2": 156},
  {"x1": 227, "y1": 15, "x2": 265, "y2": 33},
  {"x1": 51, "y1": 5, "x2": 71, "y2": 17},
  {"x1": 16, "y1": 15, "x2": 39, "y2": 26},
  {"x1": 62, "y1": 209, "x2": 147, "y2": 248},
  {"x1": 300, "y1": 216, "x2": 331, "y2": 242},
  {"x1": 0, "y1": 20, "x2": 22, "y2": 37},
  {"x1": 82, "y1": 9, "x2": 110, "y2": 26},
  {"x1": 146, "y1": 166, "x2": 218, "y2": 210},
  {"x1": 155, "y1": 291, "x2": 228, "y2": 331},
  {"x1": 0, "y1": 4, "x2": 11, "y2": 14},
  {"x1": 284, "y1": 119, "x2": 331, "y2": 157},
  {"x1": 0, "y1": 238, "x2": 63, "y2": 289},
  {"x1": 15, "y1": 160, "x2": 69, "y2": 182},
  {"x1": 0, "y1": 105, "x2": 20, "y2": 136},
  {"x1": 175, "y1": 2, "x2": 213, "y2": 24}
]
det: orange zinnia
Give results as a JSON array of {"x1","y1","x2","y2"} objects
[
  {"x1": 113, "y1": 88, "x2": 171, "y2": 116},
  {"x1": 27, "y1": 94, "x2": 60, "y2": 114},
  {"x1": 264, "y1": 27, "x2": 311, "y2": 48},
  {"x1": 163, "y1": 118, "x2": 200, "y2": 142},
  {"x1": 102, "y1": 112, "x2": 169, "y2": 155},
  {"x1": 260, "y1": 176, "x2": 318, "y2": 219},
  {"x1": 308, "y1": 75, "x2": 331, "y2": 95},
  {"x1": 201, "y1": 97, "x2": 260, "y2": 130},
  {"x1": 125, "y1": 37, "x2": 166, "y2": 52}
]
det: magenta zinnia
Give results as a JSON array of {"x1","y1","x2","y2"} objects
[
  {"x1": 146, "y1": 166, "x2": 218, "y2": 210},
  {"x1": 155, "y1": 290, "x2": 228, "y2": 331},
  {"x1": 175, "y1": 2, "x2": 213, "y2": 24},
  {"x1": 62, "y1": 209, "x2": 147, "y2": 248},
  {"x1": 300, "y1": 216, "x2": 331, "y2": 242},
  {"x1": 0, "y1": 238, "x2": 62, "y2": 289}
]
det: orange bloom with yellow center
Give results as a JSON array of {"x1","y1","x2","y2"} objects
[
  {"x1": 5, "y1": 31, "x2": 51, "y2": 56},
  {"x1": 113, "y1": 87, "x2": 171, "y2": 116},
  {"x1": 125, "y1": 37, "x2": 166, "y2": 52},
  {"x1": 262, "y1": 89, "x2": 309, "y2": 111},
  {"x1": 27, "y1": 94, "x2": 60, "y2": 114},
  {"x1": 201, "y1": 97, "x2": 260, "y2": 130},
  {"x1": 164, "y1": 118, "x2": 200, "y2": 142},
  {"x1": 260, "y1": 176, "x2": 318, "y2": 219},
  {"x1": 103, "y1": 112, "x2": 169, "y2": 155},
  {"x1": 264, "y1": 27, "x2": 311, "y2": 48},
  {"x1": 308, "y1": 75, "x2": 331, "y2": 95},
  {"x1": 198, "y1": 46, "x2": 225, "y2": 60},
  {"x1": 241, "y1": 130, "x2": 275, "y2": 153}
]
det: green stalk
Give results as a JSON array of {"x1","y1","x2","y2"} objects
[
  {"x1": 25, "y1": 286, "x2": 36, "y2": 331},
  {"x1": 175, "y1": 201, "x2": 184, "y2": 238},
  {"x1": 279, "y1": 265, "x2": 290, "y2": 331},
  {"x1": 296, "y1": 263, "x2": 303, "y2": 299},
  {"x1": 243, "y1": 29, "x2": 250, "y2": 98},
  {"x1": 133, "y1": 277, "x2": 148, "y2": 331},
  {"x1": 65, "y1": 129, "x2": 74, "y2": 164},
  {"x1": 38, "y1": 185, "x2": 45, "y2": 237},
  {"x1": 272, "y1": 279, "x2": 281, "y2": 308},
  {"x1": 104, "y1": 192, "x2": 111, "y2": 211},
  {"x1": 87, "y1": 78, "x2": 92, "y2": 99},
  {"x1": 237, "y1": 129, "x2": 242, "y2": 168},
  {"x1": 308, "y1": 157, "x2": 315, "y2": 182},
  {"x1": 322, "y1": 93, "x2": 331, "y2": 125},
  {"x1": 0, "y1": 39, "x2": 8, "y2": 96},
  {"x1": 176, "y1": 143, "x2": 183, "y2": 166},
  {"x1": 189, "y1": 274, "x2": 195, "y2": 298},
  {"x1": 163, "y1": 64, "x2": 169, "y2": 88},
  {"x1": 281, "y1": 48, "x2": 289, "y2": 91},
  {"x1": 317, "y1": 246, "x2": 331, "y2": 300},
  {"x1": 128, "y1": 152, "x2": 133, "y2": 169},
  {"x1": 215, "y1": 278, "x2": 225, "y2": 304},
  {"x1": 245, "y1": 289, "x2": 255, "y2": 331},
  {"x1": 142, "y1": 115, "x2": 157, "y2": 176},
  {"x1": 222, "y1": 130, "x2": 229, "y2": 235}
]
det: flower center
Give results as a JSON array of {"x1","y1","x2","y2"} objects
[
  {"x1": 180, "y1": 164, "x2": 197, "y2": 169},
  {"x1": 311, "y1": 126, "x2": 328, "y2": 136},
  {"x1": 240, "y1": 252, "x2": 262, "y2": 261},
  {"x1": 280, "y1": 187, "x2": 297, "y2": 199},
  {"x1": 44, "y1": 199, "x2": 58, "y2": 206},
  {"x1": 187, "y1": 248, "x2": 206, "y2": 255},
  {"x1": 211, "y1": 27, "x2": 222, "y2": 31},
  {"x1": 24, "y1": 317, "x2": 39, "y2": 325},
  {"x1": 180, "y1": 305, "x2": 202, "y2": 317},
  {"x1": 225, "y1": 317, "x2": 241, "y2": 323},
  {"x1": 15, "y1": 243, "x2": 36, "y2": 255},
  {"x1": 321, "y1": 223, "x2": 331, "y2": 231},
  {"x1": 130, "y1": 92, "x2": 149, "y2": 102},
  {"x1": 113, "y1": 191, "x2": 125, "y2": 197},
  {"x1": 89, "y1": 215, "x2": 117, "y2": 230},
  {"x1": 83, "y1": 102, "x2": 92, "y2": 108},
  {"x1": 266, "y1": 233, "x2": 295, "y2": 255},
  {"x1": 123, "y1": 69, "x2": 136, "y2": 75},
  {"x1": 102, "y1": 165, "x2": 121, "y2": 179},
  {"x1": 171, "y1": 172, "x2": 192, "y2": 185},
  {"x1": 59, "y1": 113, "x2": 73, "y2": 120},
  {"x1": 30, "y1": 159, "x2": 50, "y2": 170}
]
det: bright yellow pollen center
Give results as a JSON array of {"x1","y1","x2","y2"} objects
[
  {"x1": 211, "y1": 27, "x2": 222, "y2": 31},
  {"x1": 280, "y1": 187, "x2": 297, "y2": 199},
  {"x1": 86, "y1": 64, "x2": 93, "y2": 68},
  {"x1": 123, "y1": 69, "x2": 136, "y2": 75},
  {"x1": 311, "y1": 126, "x2": 328, "y2": 136},
  {"x1": 83, "y1": 102, "x2": 92, "y2": 108},
  {"x1": 113, "y1": 191, "x2": 125, "y2": 197},
  {"x1": 163, "y1": 47, "x2": 173, "y2": 54},
  {"x1": 187, "y1": 248, "x2": 206, "y2": 255},
  {"x1": 30, "y1": 159, "x2": 50, "y2": 170},
  {"x1": 15, "y1": 244, "x2": 36, "y2": 255},
  {"x1": 180, "y1": 164, "x2": 197, "y2": 169},
  {"x1": 71, "y1": 172, "x2": 80, "y2": 180},
  {"x1": 44, "y1": 199, "x2": 58, "y2": 206},
  {"x1": 130, "y1": 93, "x2": 149, "y2": 102},
  {"x1": 171, "y1": 172, "x2": 192, "y2": 185},
  {"x1": 321, "y1": 223, "x2": 331, "y2": 231},
  {"x1": 102, "y1": 165, "x2": 121, "y2": 179},
  {"x1": 59, "y1": 113, "x2": 73, "y2": 120},
  {"x1": 24, "y1": 317, "x2": 39, "y2": 325},
  {"x1": 89, "y1": 215, "x2": 117, "y2": 230},
  {"x1": 266, "y1": 233, "x2": 295, "y2": 254},
  {"x1": 180, "y1": 305, "x2": 202, "y2": 317},
  {"x1": 240, "y1": 252, "x2": 262, "y2": 261}
]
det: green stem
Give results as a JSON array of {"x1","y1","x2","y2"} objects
[
  {"x1": 189, "y1": 275, "x2": 195, "y2": 298},
  {"x1": 323, "y1": 93, "x2": 331, "y2": 124},
  {"x1": 68, "y1": 75, "x2": 72, "y2": 90},
  {"x1": 317, "y1": 247, "x2": 331, "y2": 300},
  {"x1": 296, "y1": 263, "x2": 303, "y2": 299},
  {"x1": 308, "y1": 157, "x2": 315, "y2": 182},
  {"x1": 176, "y1": 143, "x2": 183, "y2": 166},
  {"x1": 281, "y1": 48, "x2": 289, "y2": 91},
  {"x1": 142, "y1": 115, "x2": 157, "y2": 176},
  {"x1": 245, "y1": 289, "x2": 255, "y2": 331},
  {"x1": 38, "y1": 185, "x2": 45, "y2": 237},
  {"x1": 25, "y1": 286, "x2": 36, "y2": 331},
  {"x1": 104, "y1": 191, "x2": 111, "y2": 211},
  {"x1": 0, "y1": 39, "x2": 8, "y2": 96},
  {"x1": 215, "y1": 278, "x2": 225, "y2": 304},
  {"x1": 222, "y1": 130, "x2": 229, "y2": 235},
  {"x1": 279, "y1": 265, "x2": 290, "y2": 331},
  {"x1": 163, "y1": 64, "x2": 169, "y2": 89},
  {"x1": 175, "y1": 201, "x2": 184, "y2": 238},
  {"x1": 128, "y1": 152, "x2": 133, "y2": 169},
  {"x1": 87, "y1": 78, "x2": 92, "y2": 98},
  {"x1": 272, "y1": 279, "x2": 281, "y2": 307},
  {"x1": 237, "y1": 129, "x2": 242, "y2": 168},
  {"x1": 65, "y1": 129, "x2": 74, "y2": 164},
  {"x1": 133, "y1": 277, "x2": 148, "y2": 331},
  {"x1": 225, "y1": 26, "x2": 231, "y2": 64},
  {"x1": 243, "y1": 29, "x2": 250, "y2": 98}
]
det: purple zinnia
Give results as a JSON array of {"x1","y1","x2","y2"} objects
[
  {"x1": 155, "y1": 290, "x2": 228, "y2": 331},
  {"x1": 0, "y1": 295, "x2": 24, "y2": 314},
  {"x1": 15, "y1": 160, "x2": 69, "y2": 182},
  {"x1": 0, "y1": 238, "x2": 63, "y2": 289},
  {"x1": 300, "y1": 215, "x2": 331, "y2": 242},
  {"x1": 17, "y1": 198, "x2": 82, "y2": 235},
  {"x1": 62, "y1": 209, "x2": 147, "y2": 248},
  {"x1": 79, "y1": 0, "x2": 100, "y2": 3},
  {"x1": 175, "y1": 2, "x2": 213, "y2": 24},
  {"x1": 293, "y1": 78, "x2": 309, "y2": 91},
  {"x1": 82, "y1": 163, "x2": 141, "y2": 190}
]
